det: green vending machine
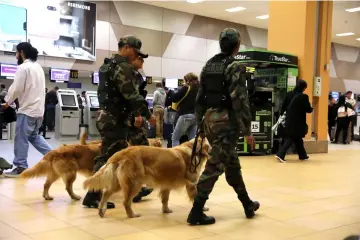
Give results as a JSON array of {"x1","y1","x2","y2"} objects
[{"x1": 234, "y1": 50, "x2": 299, "y2": 155}]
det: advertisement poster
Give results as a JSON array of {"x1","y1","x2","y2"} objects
[{"x1": 0, "y1": 0, "x2": 96, "y2": 61}]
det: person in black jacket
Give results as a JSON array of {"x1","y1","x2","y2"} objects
[
  {"x1": 171, "y1": 72, "x2": 199, "y2": 147},
  {"x1": 333, "y1": 95, "x2": 352, "y2": 144},
  {"x1": 45, "y1": 86, "x2": 59, "y2": 131},
  {"x1": 276, "y1": 80, "x2": 313, "y2": 163},
  {"x1": 328, "y1": 96, "x2": 337, "y2": 141}
]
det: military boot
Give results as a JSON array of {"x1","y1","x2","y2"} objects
[
  {"x1": 82, "y1": 191, "x2": 115, "y2": 209},
  {"x1": 187, "y1": 200, "x2": 215, "y2": 225}
]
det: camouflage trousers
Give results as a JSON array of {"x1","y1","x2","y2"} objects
[
  {"x1": 194, "y1": 109, "x2": 251, "y2": 206},
  {"x1": 93, "y1": 110, "x2": 129, "y2": 172},
  {"x1": 127, "y1": 124, "x2": 149, "y2": 146}
]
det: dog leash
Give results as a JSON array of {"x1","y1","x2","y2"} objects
[{"x1": 190, "y1": 127, "x2": 205, "y2": 174}]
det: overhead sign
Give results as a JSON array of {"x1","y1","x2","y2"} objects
[
  {"x1": 235, "y1": 50, "x2": 298, "y2": 67},
  {"x1": 146, "y1": 76, "x2": 152, "y2": 84},
  {"x1": 50, "y1": 68, "x2": 70, "y2": 82},
  {"x1": 0, "y1": 64, "x2": 17, "y2": 77},
  {"x1": 70, "y1": 69, "x2": 79, "y2": 78}
]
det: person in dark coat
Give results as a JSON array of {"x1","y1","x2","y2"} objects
[
  {"x1": 45, "y1": 86, "x2": 59, "y2": 131},
  {"x1": 276, "y1": 80, "x2": 313, "y2": 163},
  {"x1": 328, "y1": 96, "x2": 337, "y2": 141}
]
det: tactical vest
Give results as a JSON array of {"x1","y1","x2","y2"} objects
[
  {"x1": 97, "y1": 55, "x2": 130, "y2": 117},
  {"x1": 201, "y1": 53, "x2": 234, "y2": 109}
]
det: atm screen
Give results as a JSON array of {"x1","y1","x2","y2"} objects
[
  {"x1": 146, "y1": 98, "x2": 153, "y2": 108},
  {"x1": 89, "y1": 96, "x2": 99, "y2": 108},
  {"x1": 61, "y1": 95, "x2": 76, "y2": 106}
]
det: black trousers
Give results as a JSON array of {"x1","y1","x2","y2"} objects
[
  {"x1": 277, "y1": 137, "x2": 307, "y2": 160},
  {"x1": 46, "y1": 108, "x2": 55, "y2": 131},
  {"x1": 335, "y1": 117, "x2": 349, "y2": 143},
  {"x1": 328, "y1": 121, "x2": 335, "y2": 141}
]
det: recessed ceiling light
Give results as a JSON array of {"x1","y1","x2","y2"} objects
[
  {"x1": 356, "y1": 38, "x2": 360, "y2": 41},
  {"x1": 225, "y1": 6, "x2": 246, "y2": 13},
  {"x1": 256, "y1": 14, "x2": 269, "y2": 19},
  {"x1": 185, "y1": 0, "x2": 204, "y2": 3},
  {"x1": 336, "y1": 32, "x2": 355, "y2": 37},
  {"x1": 345, "y1": 7, "x2": 360, "y2": 12}
]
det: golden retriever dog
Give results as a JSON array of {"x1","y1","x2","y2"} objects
[
  {"x1": 21, "y1": 134, "x2": 162, "y2": 201},
  {"x1": 21, "y1": 133, "x2": 101, "y2": 201},
  {"x1": 83, "y1": 137, "x2": 210, "y2": 218}
]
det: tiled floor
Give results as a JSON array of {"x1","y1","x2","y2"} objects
[{"x1": 0, "y1": 134, "x2": 359, "y2": 240}]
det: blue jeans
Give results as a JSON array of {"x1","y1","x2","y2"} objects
[
  {"x1": 172, "y1": 114, "x2": 197, "y2": 147},
  {"x1": 13, "y1": 114, "x2": 52, "y2": 168}
]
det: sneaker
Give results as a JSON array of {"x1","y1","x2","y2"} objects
[
  {"x1": 133, "y1": 187, "x2": 154, "y2": 203},
  {"x1": 275, "y1": 155, "x2": 286, "y2": 163},
  {"x1": 4, "y1": 167, "x2": 26, "y2": 178}
]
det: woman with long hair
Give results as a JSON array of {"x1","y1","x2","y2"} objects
[
  {"x1": 171, "y1": 72, "x2": 200, "y2": 147},
  {"x1": 333, "y1": 95, "x2": 351, "y2": 144}
]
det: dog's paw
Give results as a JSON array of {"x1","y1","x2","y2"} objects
[
  {"x1": 71, "y1": 195, "x2": 82, "y2": 201},
  {"x1": 98, "y1": 209, "x2": 106, "y2": 218},
  {"x1": 162, "y1": 207, "x2": 173, "y2": 214},
  {"x1": 43, "y1": 196, "x2": 54, "y2": 201},
  {"x1": 128, "y1": 213, "x2": 141, "y2": 218}
]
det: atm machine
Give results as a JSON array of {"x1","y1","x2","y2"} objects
[
  {"x1": 85, "y1": 91, "x2": 100, "y2": 136},
  {"x1": 55, "y1": 89, "x2": 80, "y2": 139}
]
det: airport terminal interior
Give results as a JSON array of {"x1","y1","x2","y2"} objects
[{"x1": 0, "y1": 0, "x2": 360, "y2": 240}]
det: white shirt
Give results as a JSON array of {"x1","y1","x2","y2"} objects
[{"x1": 5, "y1": 59, "x2": 46, "y2": 118}]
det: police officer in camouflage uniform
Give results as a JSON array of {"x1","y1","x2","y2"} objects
[
  {"x1": 187, "y1": 28, "x2": 260, "y2": 225},
  {"x1": 128, "y1": 55, "x2": 154, "y2": 202},
  {"x1": 82, "y1": 36, "x2": 156, "y2": 208}
]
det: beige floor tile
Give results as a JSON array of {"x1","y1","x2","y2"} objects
[
  {"x1": 149, "y1": 225, "x2": 213, "y2": 240},
  {"x1": 223, "y1": 226, "x2": 286, "y2": 240},
  {"x1": 286, "y1": 210, "x2": 360, "y2": 231},
  {"x1": 78, "y1": 220, "x2": 142, "y2": 238},
  {"x1": 28, "y1": 227, "x2": 99, "y2": 240},
  {"x1": 1, "y1": 235, "x2": 33, "y2": 240},
  {"x1": 6, "y1": 217, "x2": 70, "y2": 234},
  {"x1": 104, "y1": 231, "x2": 167, "y2": 240},
  {"x1": 122, "y1": 214, "x2": 181, "y2": 230},
  {"x1": 0, "y1": 222, "x2": 25, "y2": 239}
]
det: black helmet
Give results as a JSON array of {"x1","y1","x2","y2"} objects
[{"x1": 219, "y1": 28, "x2": 241, "y2": 55}]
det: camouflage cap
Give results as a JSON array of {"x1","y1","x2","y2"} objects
[
  {"x1": 118, "y1": 35, "x2": 149, "y2": 58},
  {"x1": 219, "y1": 28, "x2": 241, "y2": 45}
]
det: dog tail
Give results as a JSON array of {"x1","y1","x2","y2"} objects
[
  {"x1": 83, "y1": 162, "x2": 118, "y2": 191},
  {"x1": 80, "y1": 132, "x2": 87, "y2": 145},
  {"x1": 20, "y1": 153, "x2": 53, "y2": 178}
]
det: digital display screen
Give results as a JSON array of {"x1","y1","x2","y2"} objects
[
  {"x1": 61, "y1": 94, "x2": 76, "y2": 106},
  {"x1": 92, "y1": 71, "x2": 99, "y2": 85},
  {"x1": 50, "y1": 68, "x2": 70, "y2": 82},
  {"x1": 165, "y1": 78, "x2": 178, "y2": 89},
  {"x1": 0, "y1": 4, "x2": 27, "y2": 52},
  {"x1": 331, "y1": 92, "x2": 339, "y2": 101},
  {"x1": 0, "y1": 64, "x2": 18, "y2": 77},
  {"x1": 146, "y1": 97, "x2": 153, "y2": 108},
  {"x1": 89, "y1": 96, "x2": 99, "y2": 108}
]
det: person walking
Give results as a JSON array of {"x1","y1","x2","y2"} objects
[
  {"x1": 152, "y1": 83, "x2": 166, "y2": 139},
  {"x1": 45, "y1": 86, "x2": 59, "y2": 131},
  {"x1": 171, "y1": 72, "x2": 199, "y2": 147},
  {"x1": 187, "y1": 28, "x2": 259, "y2": 226},
  {"x1": 1, "y1": 42, "x2": 52, "y2": 177},
  {"x1": 333, "y1": 95, "x2": 352, "y2": 144},
  {"x1": 328, "y1": 96, "x2": 337, "y2": 142},
  {"x1": 276, "y1": 80, "x2": 313, "y2": 163},
  {"x1": 82, "y1": 36, "x2": 155, "y2": 209}
]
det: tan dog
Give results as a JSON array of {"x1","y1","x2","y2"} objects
[
  {"x1": 83, "y1": 138, "x2": 210, "y2": 218},
  {"x1": 21, "y1": 134, "x2": 162, "y2": 201},
  {"x1": 21, "y1": 133, "x2": 101, "y2": 200}
]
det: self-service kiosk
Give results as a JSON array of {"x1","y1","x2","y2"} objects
[
  {"x1": 85, "y1": 91, "x2": 100, "y2": 136},
  {"x1": 55, "y1": 89, "x2": 80, "y2": 139}
]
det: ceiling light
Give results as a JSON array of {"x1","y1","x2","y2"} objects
[
  {"x1": 225, "y1": 6, "x2": 246, "y2": 13},
  {"x1": 356, "y1": 38, "x2": 360, "y2": 41},
  {"x1": 256, "y1": 14, "x2": 269, "y2": 19},
  {"x1": 345, "y1": 7, "x2": 360, "y2": 12},
  {"x1": 336, "y1": 32, "x2": 355, "y2": 37},
  {"x1": 185, "y1": 0, "x2": 204, "y2": 3}
]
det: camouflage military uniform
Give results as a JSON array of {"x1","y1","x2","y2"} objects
[
  {"x1": 194, "y1": 61, "x2": 252, "y2": 205},
  {"x1": 188, "y1": 28, "x2": 259, "y2": 225},
  {"x1": 93, "y1": 55, "x2": 151, "y2": 172}
]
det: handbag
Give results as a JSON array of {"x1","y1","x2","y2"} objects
[{"x1": 171, "y1": 86, "x2": 191, "y2": 111}]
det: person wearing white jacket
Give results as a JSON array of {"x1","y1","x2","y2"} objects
[
  {"x1": 1, "y1": 42, "x2": 52, "y2": 177},
  {"x1": 152, "y1": 83, "x2": 166, "y2": 138}
]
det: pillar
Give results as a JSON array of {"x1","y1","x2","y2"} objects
[{"x1": 268, "y1": 1, "x2": 333, "y2": 153}]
